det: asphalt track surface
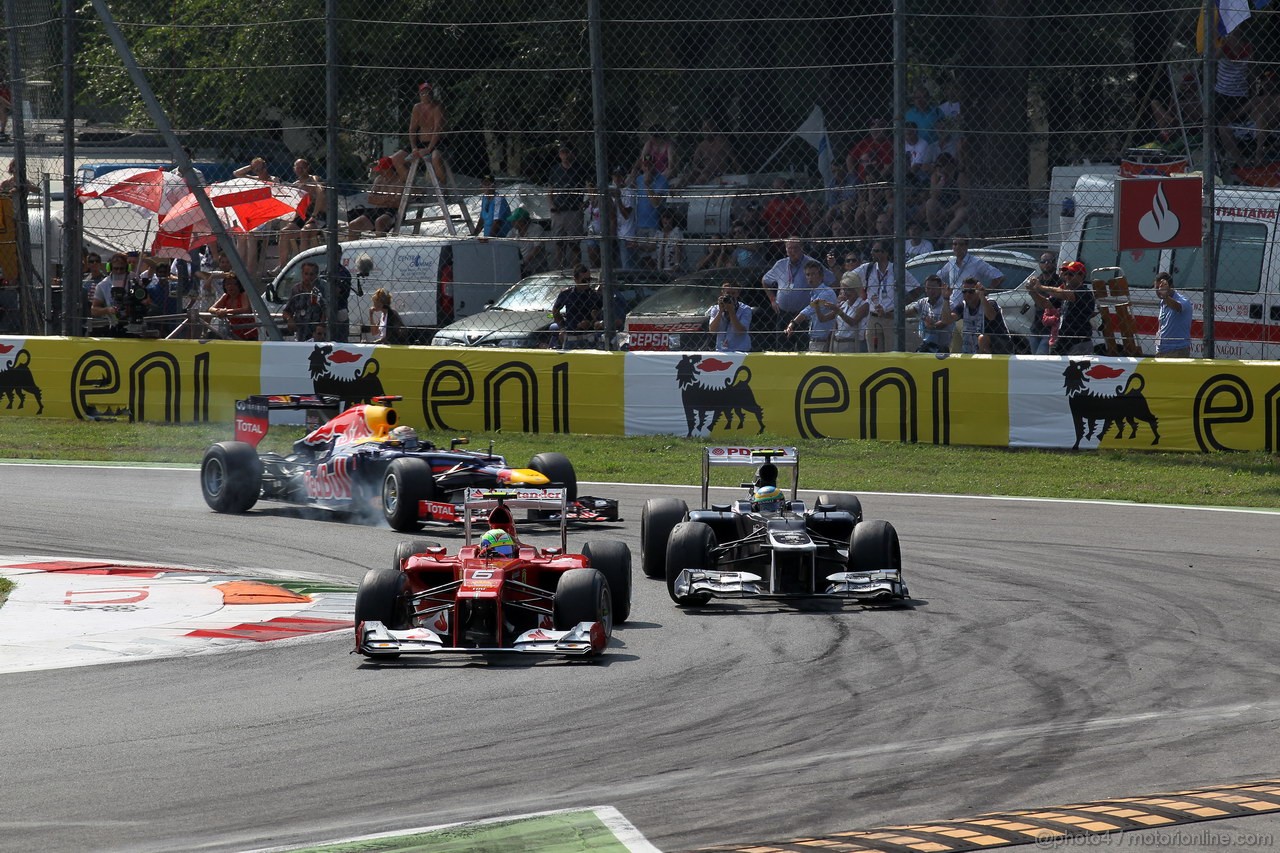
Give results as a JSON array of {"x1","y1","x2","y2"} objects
[{"x1": 2, "y1": 464, "x2": 1280, "y2": 853}]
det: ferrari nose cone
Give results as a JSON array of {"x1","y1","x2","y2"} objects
[{"x1": 497, "y1": 468, "x2": 551, "y2": 486}]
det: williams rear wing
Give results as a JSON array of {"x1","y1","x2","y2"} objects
[{"x1": 701, "y1": 446, "x2": 799, "y2": 507}]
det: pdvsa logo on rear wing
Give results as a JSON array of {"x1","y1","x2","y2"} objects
[{"x1": 704, "y1": 446, "x2": 798, "y2": 465}]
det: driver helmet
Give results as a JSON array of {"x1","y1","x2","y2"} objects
[
  {"x1": 388, "y1": 425, "x2": 419, "y2": 449},
  {"x1": 751, "y1": 484, "x2": 784, "y2": 514},
  {"x1": 478, "y1": 528, "x2": 516, "y2": 558}
]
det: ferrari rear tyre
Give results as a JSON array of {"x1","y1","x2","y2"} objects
[
  {"x1": 553, "y1": 568, "x2": 612, "y2": 649},
  {"x1": 817, "y1": 493, "x2": 863, "y2": 525},
  {"x1": 355, "y1": 568, "x2": 409, "y2": 658},
  {"x1": 393, "y1": 539, "x2": 441, "y2": 572},
  {"x1": 382, "y1": 458, "x2": 438, "y2": 532},
  {"x1": 640, "y1": 497, "x2": 688, "y2": 578},
  {"x1": 582, "y1": 540, "x2": 632, "y2": 623},
  {"x1": 665, "y1": 521, "x2": 715, "y2": 607},
  {"x1": 201, "y1": 441, "x2": 262, "y2": 514},
  {"x1": 848, "y1": 519, "x2": 902, "y2": 573},
  {"x1": 528, "y1": 452, "x2": 577, "y2": 501}
]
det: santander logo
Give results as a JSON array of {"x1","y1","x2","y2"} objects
[{"x1": 1137, "y1": 182, "x2": 1180, "y2": 244}]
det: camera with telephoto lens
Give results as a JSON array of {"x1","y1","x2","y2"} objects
[{"x1": 111, "y1": 281, "x2": 150, "y2": 327}]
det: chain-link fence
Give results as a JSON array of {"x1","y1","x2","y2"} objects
[{"x1": 2, "y1": 1, "x2": 1278, "y2": 357}]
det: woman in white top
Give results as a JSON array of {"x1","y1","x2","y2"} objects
[
  {"x1": 829, "y1": 271, "x2": 870, "y2": 353},
  {"x1": 654, "y1": 208, "x2": 684, "y2": 273}
]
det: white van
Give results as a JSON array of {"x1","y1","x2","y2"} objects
[
  {"x1": 265, "y1": 235, "x2": 521, "y2": 343},
  {"x1": 1060, "y1": 172, "x2": 1280, "y2": 360}
]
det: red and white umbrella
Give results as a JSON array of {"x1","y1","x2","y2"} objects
[
  {"x1": 76, "y1": 167, "x2": 191, "y2": 216},
  {"x1": 156, "y1": 178, "x2": 311, "y2": 255}
]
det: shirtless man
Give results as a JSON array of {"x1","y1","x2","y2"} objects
[
  {"x1": 347, "y1": 153, "x2": 409, "y2": 238},
  {"x1": 275, "y1": 158, "x2": 326, "y2": 271},
  {"x1": 409, "y1": 82, "x2": 447, "y2": 187}
]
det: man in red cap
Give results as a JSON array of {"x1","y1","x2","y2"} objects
[
  {"x1": 1030, "y1": 260, "x2": 1097, "y2": 356},
  {"x1": 347, "y1": 153, "x2": 409, "y2": 238},
  {"x1": 408, "y1": 81, "x2": 447, "y2": 187}
]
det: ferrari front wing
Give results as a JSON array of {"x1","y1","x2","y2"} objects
[{"x1": 356, "y1": 620, "x2": 609, "y2": 658}]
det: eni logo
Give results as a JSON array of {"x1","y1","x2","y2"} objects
[{"x1": 1138, "y1": 182, "x2": 1180, "y2": 244}]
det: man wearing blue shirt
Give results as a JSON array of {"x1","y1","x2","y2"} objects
[
  {"x1": 1155, "y1": 271, "x2": 1193, "y2": 357},
  {"x1": 474, "y1": 173, "x2": 511, "y2": 238}
]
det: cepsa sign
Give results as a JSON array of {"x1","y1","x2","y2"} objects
[{"x1": 1115, "y1": 176, "x2": 1202, "y2": 250}]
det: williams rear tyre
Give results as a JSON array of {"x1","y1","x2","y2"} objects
[
  {"x1": 354, "y1": 568, "x2": 409, "y2": 659},
  {"x1": 528, "y1": 452, "x2": 578, "y2": 501},
  {"x1": 581, "y1": 540, "x2": 632, "y2": 624},
  {"x1": 848, "y1": 519, "x2": 902, "y2": 573},
  {"x1": 201, "y1": 441, "x2": 262, "y2": 514},
  {"x1": 817, "y1": 493, "x2": 863, "y2": 525},
  {"x1": 665, "y1": 521, "x2": 715, "y2": 607},
  {"x1": 640, "y1": 497, "x2": 688, "y2": 579},
  {"x1": 393, "y1": 539, "x2": 441, "y2": 572},
  {"x1": 381, "y1": 458, "x2": 438, "y2": 532},
  {"x1": 553, "y1": 568, "x2": 613, "y2": 652}
]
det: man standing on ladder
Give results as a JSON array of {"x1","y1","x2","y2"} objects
[{"x1": 409, "y1": 82, "x2": 447, "y2": 189}]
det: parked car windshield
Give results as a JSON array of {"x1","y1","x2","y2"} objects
[
  {"x1": 905, "y1": 249, "x2": 1038, "y2": 290},
  {"x1": 492, "y1": 274, "x2": 571, "y2": 311},
  {"x1": 632, "y1": 282, "x2": 720, "y2": 314}
]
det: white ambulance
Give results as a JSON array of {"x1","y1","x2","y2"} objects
[{"x1": 1060, "y1": 172, "x2": 1280, "y2": 360}]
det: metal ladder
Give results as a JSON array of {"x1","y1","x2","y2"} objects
[{"x1": 392, "y1": 155, "x2": 475, "y2": 237}]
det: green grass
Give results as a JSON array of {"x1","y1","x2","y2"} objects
[{"x1": 1, "y1": 417, "x2": 1277, "y2": 509}]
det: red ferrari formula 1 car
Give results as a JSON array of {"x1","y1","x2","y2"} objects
[
  {"x1": 354, "y1": 490, "x2": 632, "y2": 660},
  {"x1": 199, "y1": 394, "x2": 619, "y2": 531}
]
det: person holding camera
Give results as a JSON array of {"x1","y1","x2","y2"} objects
[
  {"x1": 707, "y1": 281, "x2": 752, "y2": 352},
  {"x1": 89, "y1": 253, "x2": 150, "y2": 337}
]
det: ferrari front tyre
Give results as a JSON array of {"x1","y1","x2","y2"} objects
[
  {"x1": 848, "y1": 519, "x2": 902, "y2": 574},
  {"x1": 528, "y1": 452, "x2": 578, "y2": 501},
  {"x1": 817, "y1": 492, "x2": 863, "y2": 525},
  {"x1": 381, "y1": 458, "x2": 438, "y2": 532},
  {"x1": 640, "y1": 497, "x2": 688, "y2": 578},
  {"x1": 200, "y1": 441, "x2": 262, "y2": 514},
  {"x1": 665, "y1": 521, "x2": 715, "y2": 607},
  {"x1": 581, "y1": 540, "x2": 632, "y2": 624},
  {"x1": 553, "y1": 568, "x2": 612, "y2": 650},
  {"x1": 355, "y1": 568, "x2": 409, "y2": 659},
  {"x1": 393, "y1": 539, "x2": 441, "y2": 572}
]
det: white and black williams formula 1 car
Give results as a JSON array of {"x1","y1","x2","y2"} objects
[{"x1": 639, "y1": 446, "x2": 909, "y2": 607}]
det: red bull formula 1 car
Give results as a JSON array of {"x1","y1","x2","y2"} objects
[
  {"x1": 640, "y1": 446, "x2": 909, "y2": 607},
  {"x1": 199, "y1": 394, "x2": 620, "y2": 531},
  {"x1": 355, "y1": 489, "x2": 631, "y2": 659}
]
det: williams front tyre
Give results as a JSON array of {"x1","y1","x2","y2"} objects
[
  {"x1": 665, "y1": 521, "x2": 716, "y2": 607},
  {"x1": 640, "y1": 497, "x2": 688, "y2": 579}
]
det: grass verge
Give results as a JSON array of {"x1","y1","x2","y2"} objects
[{"x1": 1, "y1": 417, "x2": 1277, "y2": 509}]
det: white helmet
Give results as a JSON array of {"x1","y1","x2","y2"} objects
[{"x1": 388, "y1": 425, "x2": 419, "y2": 449}]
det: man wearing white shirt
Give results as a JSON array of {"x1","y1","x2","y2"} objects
[
  {"x1": 853, "y1": 240, "x2": 920, "y2": 352},
  {"x1": 904, "y1": 222, "x2": 934, "y2": 258},
  {"x1": 936, "y1": 236, "x2": 1003, "y2": 312}
]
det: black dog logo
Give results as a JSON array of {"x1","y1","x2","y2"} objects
[
  {"x1": 0, "y1": 347, "x2": 44, "y2": 414},
  {"x1": 309, "y1": 345, "x2": 384, "y2": 404},
  {"x1": 1062, "y1": 360, "x2": 1159, "y2": 450},
  {"x1": 675, "y1": 354, "x2": 765, "y2": 437}
]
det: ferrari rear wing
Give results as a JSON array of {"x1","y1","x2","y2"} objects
[
  {"x1": 461, "y1": 488, "x2": 570, "y2": 551},
  {"x1": 701, "y1": 446, "x2": 799, "y2": 508},
  {"x1": 234, "y1": 394, "x2": 343, "y2": 447}
]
